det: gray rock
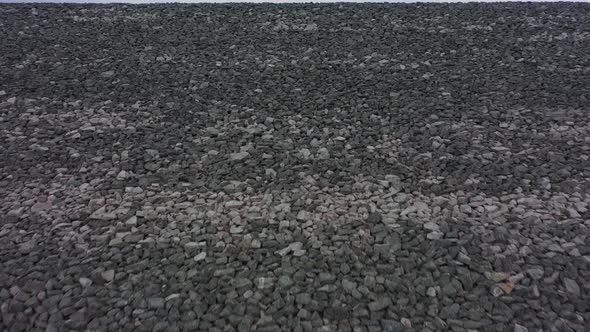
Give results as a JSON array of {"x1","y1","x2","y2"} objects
[
  {"x1": 230, "y1": 225, "x2": 244, "y2": 234},
  {"x1": 184, "y1": 242, "x2": 200, "y2": 250},
  {"x1": 101, "y1": 70, "x2": 115, "y2": 78},
  {"x1": 89, "y1": 206, "x2": 116, "y2": 220},
  {"x1": 367, "y1": 212, "x2": 382, "y2": 223},
  {"x1": 79, "y1": 277, "x2": 92, "y2": 288},
  {"x1": 527, "y1": 267, "x2": 544, "y2": 280},
  {"x1": 319, "y1": 272, "x2": 335, "y2": 283},
  {"x1": 194, "y1": 252, "x2": 207, "y2": 261},
  {"x1": 563, "y1": 278, "x2": 580, "y2": 296},
  {"x1": 427, "y1": 231, "x2": 443, "y2": 240},
  {"x1": 299, "y1": 148, "x2": 311, "y2": 159},
  {"x1": 147, "y1": 297, "x2": 165, "y2": 309},
  {"x1": 117, "y1": 170, "x2": 129, "y2": 180},
  {"x1": 401, "y1": 318, "x2": 411, "y2": 329},
  {"x1": 230, "y1": 152, "x2": 250, "y2": 161},
  {"x1": 278, "y1": 276, "x2": 293, "y2": 288},
  {"x1": 381, "y1": 319, "x2": 403, "y2": 332},
  {"x1": 342, "y1": 279, "x2": 357, "y2": 292},
  {"x1": 340, "y1": 263, "x2": 351, "y2": 274},
  {"x1": 368, "y1": 297, "x2": 391, "y2": 311},
  {"x1": 19, "y1": 239, "x2": 36, "y2": 254},
  {"x1": 296, "y1": 293, "x2": 312, "y2": 305},
  {"x1": 442, "y1": 283, "x2": 457, "y2": 297},
  {"x1": 426, "y1": 287, "x2": 437, "y2": 297},
  {"x1": 124, "y1": 233, "x2": 143, "y2": 243},
  {"x1": 255, "y1": 277, "x2": 275, "y2": 290},
  {"x1": 31, "y1": 202, "x2": 51, "y2": 213},
  {"x1": 423, "y1": 221, "x2": 439, "y2": 231},
  {"x1": 296, "y1": 210, "x2": 311, "y2": 221},
  {"x1": 225, "y1": 200, "x2": 243, "y2": 208},
  {"x1": 279, "y1": 219, "x2": 290, "y2": 230},
  {"x1": 276, "y1": 242, "x2": 306, "y2": 257},
  {"x1": 316, "y1": 147, "x2": 330, "y2": 159},
  {"x1": 318, "y1": 284, "x2": 338, "y2": 292},
  {"x1": 144, "y1": 162, "x2": 159, "y2": 171},
  {"x1": 108, "y1": 237, "x2": 123, "y2": 247},
  {"x1": 101, "y1": 270, "x2": 115, "y2": 282},
  {"x1": 304, "y1": 23, "x2": 318, "y2": 32},
  {"x1": 125, "y1": 216, "x2": 137, "y2": 226},
  {"x1": 491, "y1": 286, "x2": 504, "y2": 297},
  {"x1": 213, "y1": 268, "x2": 235, "y2": 277},
  {"x1": 233, "y1": 278, "x2": 253, "y2": 288}
]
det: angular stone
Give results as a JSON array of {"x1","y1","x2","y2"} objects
[
  {"x1": 368, "y1": 297, "x2": 391, "y2": 311},
  {"x1": 342, "y1": 279, "x2": 357, "y2": 292},
  {"x1": 423, "y1": 222, "x2": 439, "y2": 231},
  {"x1": 486, "y1": 272, "x2": 510, "y2": 282},
  {"x1": 230, "y1": 225, "x2": 244, "y2": 234},
  {"x1": 147, "y1": 297, "x2": 165, "y2": 309},
  {"x1": 101, "y1": 270, "x2": 115, "y2": 282},
  {"x1": 79, "y1": 277, "x2": 92, "y2": 288},
  {"x1": 101, "y1": 70, "x2": 115, "y2": 78},
  {"x1": 316, "y1": 147, "x2": 330, "y2": 159},
  {"x1": 90, "y1": 207, "x2": 116, "y2": 220},
  {"x1": 381, "y1": 319, "x2": 403, "y2": 332},
  {"x1": 256, "y1": 277, "x2": 275, "y2": 290},
  {"x1": 184, "y1": 242, "x2": 199, "y2": 250},
  {"x1": 527, "y1": 267, "x2": 544, "y2": 280},
  {"x1": 213, "y1": 268, "x2": 235, "y2": 277},
  {"x1": 367, "y1": 212, "x2": 382, "y2": 223},
  {"x1": 125, "y1": 216, "x2": 137, "y2": 226},
  {"x1": 230, "y1": 152, "x2": 249, "y2": 161},
  {"x1": 278, "y1": 276, "x2": 293, "y2": 288},
  {"x1": 296, "y1": 293, "x2": 312, "y2": 304},
  {"x1": 225, "y1": 200, "x2": 243, "y2": 208},
  {"x1": 563, "y1": 278, "x2": 580, "y2": 296},
  {"x1": 109, "y1": 237, "x2": 123, "y2": 246}
]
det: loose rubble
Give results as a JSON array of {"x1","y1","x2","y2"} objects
[{"x1": 1, "y1": 3, "x2": 589, "y2": 332}]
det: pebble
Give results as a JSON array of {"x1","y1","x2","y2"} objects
[
  {"x1": 147, "y1": 297, "x2": 165, "y2": 309},
  {"x1": 256, "y1": 277, "x2": 275, "y2": 290},
  {"x1": 342, "y1": 279, "x2": 357, "y2": 292},
  {"x1": 230, "y1": 225, "x2": 244, "y2": 234},
  {"x1": 225, "y1": 200, "x2": 243, "y2": 208},
  {"x1": 316, "y1": 147, "x2": 330, "y2": 159},
  {"x1": 79, "y1": 278, "x2": 92, "y2": 288},
  {"x1": 89, "y1": 207, "x2": 116, "y2": 220},
  {"x1": 194, "y1": 252, "x2": 207, "y2": 261},
  {"x1": 563, "y1": 278, "x2": 580, "y2": 296},
  {"x1": 423, "y1": 222, "x2": 439, "y2": 231},
  {"x1": 367, "y1": 212, "x2": 382, "y2": 223},
  {"x1": 125, "y1": 216, "x2": 138, "y2": 226},
  {"x1": 101, "y1": 70, "x2": 115, "y2": 78},
  {"x1": 527, "y1": 267, "x2": 544, "y2": 280},
  {"x1": 381, "y1": 320, "x2": 403, "y2": 332},
  {"x1": 101, "y1": 270, "x2": 115, "y2": 282},
  {"x1": 368, "y1": 297, "x2": 391, "y2": 311},
  {"x1": 278, "y1": 276, "x2": 293, "y2": 288},
  {"x1": 230, "y1": 152, "x2": 250, "y2": 161}
]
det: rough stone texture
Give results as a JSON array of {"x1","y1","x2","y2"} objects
[{"x1": 1, "y1": 3, "x2": 590, "y2": 332}]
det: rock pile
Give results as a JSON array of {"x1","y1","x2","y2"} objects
[{"x1": 1, "y1": 3, "x2": 589, "y2": 332}]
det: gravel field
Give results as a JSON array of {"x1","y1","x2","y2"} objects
[{"x1": 1, "y1": 3, "x2": 590, "y2": 332}]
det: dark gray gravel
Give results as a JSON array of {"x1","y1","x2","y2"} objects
[{"x1": 1, "y1": 3, "x2": 590, "y2": 332}]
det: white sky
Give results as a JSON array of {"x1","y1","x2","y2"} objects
[{"x1": 1, "y1": 0, "x2": 587, "y2": 3}]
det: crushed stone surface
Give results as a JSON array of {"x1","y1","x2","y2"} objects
[{"x1": 1, "y1": 3, "x2": 590, "y2": 332}]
